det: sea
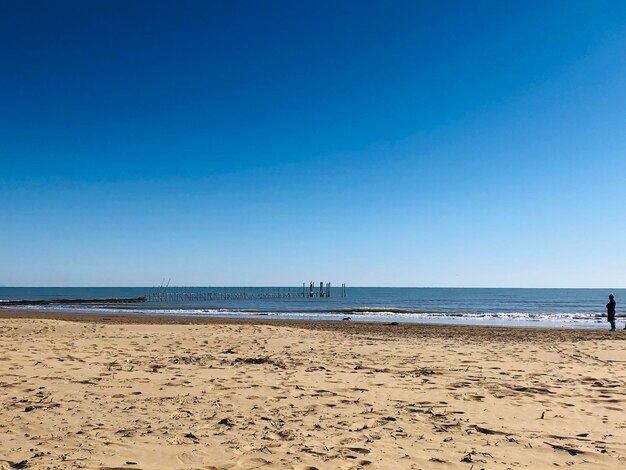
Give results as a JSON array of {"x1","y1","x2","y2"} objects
[{"x1": 0, "y1": 287, "x2": 623, "y2": 329}]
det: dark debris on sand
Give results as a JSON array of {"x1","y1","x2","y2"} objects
[
  {"x1": 544, "y1": 441, "x2": 585, "y2": 456},
  {"x1": 9, "y1": 461, "x2": 29, "y2": 469},
  {"x1": 232, "y1": 356, "x2": 286, "y2": 368}
]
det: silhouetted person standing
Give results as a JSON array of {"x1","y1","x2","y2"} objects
[{"x1": 606, "y1": 294, "x2": 616, "y2": 331}]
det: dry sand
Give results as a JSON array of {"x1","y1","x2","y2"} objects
[{"x1": 1, "y1": 312, "x2": 626, "y2": 469}]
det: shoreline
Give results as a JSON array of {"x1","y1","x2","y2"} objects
[{"x1": 1, "y1": 308, "x2": 625, "y2": 342}]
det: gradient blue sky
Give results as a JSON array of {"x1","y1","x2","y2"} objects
[{"x1": 1, "y1": 0, "x2": 626, "y2": 287}]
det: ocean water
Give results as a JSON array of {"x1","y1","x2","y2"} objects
[{"x1": 1, "y1": 287, "x2": 624, "y2": 329}]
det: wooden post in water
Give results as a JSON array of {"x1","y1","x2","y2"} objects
[
  {"x1": 319, "y1": 282, "x2": 324, "y2": 297},
  {"x1": 309, "y1": 281, "x2": 314, "y2": 297}
]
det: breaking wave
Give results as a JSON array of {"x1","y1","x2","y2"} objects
[{"x1": 2, "y1": 303, "x2": 614, "y2": 327}]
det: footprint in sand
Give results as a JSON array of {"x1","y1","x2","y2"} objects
[{"x1": 176, "y1": 452, "x2": 204, "y2": 464}]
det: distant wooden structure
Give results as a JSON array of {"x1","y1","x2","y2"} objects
[
  {"x1": 147, "y1": 282, "x2": 346, "y2": 303},
  {"x1": 0, "y1": 284, "x2": 350, "y2": 307},
  {"x1": 1, "y1": 297, "x2": 146, "y2": 307}
]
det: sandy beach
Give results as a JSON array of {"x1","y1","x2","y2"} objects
[{"x1": 1, "y1": 312, "x2": 626, "y2": 469}]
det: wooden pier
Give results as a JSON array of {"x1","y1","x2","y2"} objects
[
  {"x1": 0, "y1": 284, "x2": 349, "y2": 307},
  {"x1": 147, "y1": 283, "x2": 347, "y2": 303},
  {"x1": 0, "y1": 297, "x2": 146, "y2": 307},
  {"x1": 147, "y1": 290, "x2": 300, "y2": 302}
]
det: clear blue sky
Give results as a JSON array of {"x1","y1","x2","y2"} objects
[{"x1": 1, "y1": 0, "x2": 626, "y2": 287}]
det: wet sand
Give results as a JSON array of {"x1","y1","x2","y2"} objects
[{"x1": 1, "y1": 310, "x2": 626, "y2": 469}]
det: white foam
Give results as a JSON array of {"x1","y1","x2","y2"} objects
[{"x1": 0, "y1": 303, "x2": 612, "y2": 327}]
